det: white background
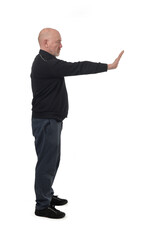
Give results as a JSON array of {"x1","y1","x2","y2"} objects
[{"x1": 0, "y1": 0, "x2": 160, "y2": 239}]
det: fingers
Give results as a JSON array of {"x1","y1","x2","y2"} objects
[
  {"x1": 119, "y1": 50, "x2": 124, "y2": 58},
  {"x1": 109, "y1": 50, "x2": 124, "y2": 69},
  {"x1": 118, "y1": 50, "x2": 124, "y2": 59},
  {"x1": 113, "y1": 50, "x2": 124, "y2": 68},
  {"x1": 116, "y1": 50, "x2": 124, "y2": 64},
  {"x1": 115, "y1": 51, "x2": 124, "y2": 62}
]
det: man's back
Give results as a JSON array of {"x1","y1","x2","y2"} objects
[{"x1": 31, "y1": 50, "x2": 69, "y2": 121}]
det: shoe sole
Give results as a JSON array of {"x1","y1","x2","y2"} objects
[{"x1": 35, "y1": 212, "x2": 65, "y2": 219}]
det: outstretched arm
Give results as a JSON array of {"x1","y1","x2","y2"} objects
[{"x1": 108, "y1": 50, "x2": 124, "y2": 70}]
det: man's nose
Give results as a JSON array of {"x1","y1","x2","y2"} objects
[{"x1": 60, "y1": 43, "x2": 62, "y2": 48}]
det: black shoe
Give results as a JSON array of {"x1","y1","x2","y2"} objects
[
  {"x1": 50, "y1": 195, "x2": 68, "y2": 206},
  {"x1": 35, "y1": 206, "x2": 65, "y2": 219}
]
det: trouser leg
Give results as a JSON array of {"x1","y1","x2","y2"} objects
[{"x1": 32, "y1": 118, "x2": 63, "y2": 210}]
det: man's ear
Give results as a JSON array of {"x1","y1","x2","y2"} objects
[{"x1": 44, "y1": 39, "x2": 48, "y2": 48}]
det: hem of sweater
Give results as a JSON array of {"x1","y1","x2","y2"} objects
[{"x1": 32, "y1": 111, "x2": 67, "y2": 121}]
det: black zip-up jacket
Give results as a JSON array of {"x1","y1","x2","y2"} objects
[{"x1": 31, "y1": 49, "x2": 108, "y2": 121}]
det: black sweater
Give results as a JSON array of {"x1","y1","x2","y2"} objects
[{"x1": 31, "y1": 49, "x2": 108, "y2": 121}]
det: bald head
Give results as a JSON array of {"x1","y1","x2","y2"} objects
[{"x1": 38, "y1": 28, "x2": 62, "y2": 56}]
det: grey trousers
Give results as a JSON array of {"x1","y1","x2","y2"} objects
[{"x1": 32, "y1": 118, "x2": 63, "y2": 210}]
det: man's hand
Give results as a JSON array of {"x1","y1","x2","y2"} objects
[{"x1": 108, "y1": 50, "x2": 124, "y2": 70}]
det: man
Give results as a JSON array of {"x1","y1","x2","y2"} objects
[{"x1": 31, "y1": 28, "x2": 124, "y2": 219}]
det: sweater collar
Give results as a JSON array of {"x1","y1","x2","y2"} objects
[{"x1": 39, "y1": 49, "x2": 56, "y2": 60}]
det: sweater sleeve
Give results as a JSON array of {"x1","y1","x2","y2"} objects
[{"x1": 48, "y1": 58, "x2": 108, "y2": 77}]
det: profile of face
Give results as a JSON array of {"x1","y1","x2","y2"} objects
[
  {"x1": 38, "y1": 28, "x2": 63, "y2": 56},
  {"x1": 46, "y1": 32, "x2": 62, "y2": 56}
]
